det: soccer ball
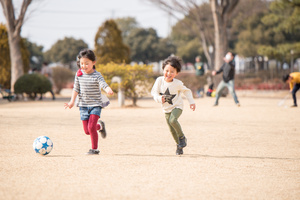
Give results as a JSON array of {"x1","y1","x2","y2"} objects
[{"x1": 33, "y1": 136, "x2": 53, "y2": 155}]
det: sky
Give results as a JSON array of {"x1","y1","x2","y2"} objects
[{"x1": 0, "y1": 0, "x2": 182, "y2": 51}]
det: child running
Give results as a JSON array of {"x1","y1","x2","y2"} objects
[
  {"x1": 64, "y1": 49, "x2": 114, "y2": 155},
  {"x1": 151, "y1": 56, "x2": 196, "y2": 155}
]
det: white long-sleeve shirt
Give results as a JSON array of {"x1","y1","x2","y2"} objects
[{"x1": 151, "y1": 76, "x2": 195, "y2": 113}]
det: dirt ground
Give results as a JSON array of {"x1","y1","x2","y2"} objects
[{"x1": 0, "y1": 90, "x2": 299, "y2": 200}]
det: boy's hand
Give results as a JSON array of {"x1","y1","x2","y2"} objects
[
  {"x1": 162, "y1": 95, "x2": 165, "y2": 103},
  {"x1": 190, "y1": 104, "x2": 196, "y2": 111},
  {"x1": 105, "y1": 87, "x2": 114, "y2": 95}
]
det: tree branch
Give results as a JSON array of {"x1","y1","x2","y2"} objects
[{"x1": 15, "y1": 0, "x2": 32, "y2": 36}]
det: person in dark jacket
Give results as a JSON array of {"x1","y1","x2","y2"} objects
[{"x1": 211, "y1": 52, "x2": 240, "y2": 106}]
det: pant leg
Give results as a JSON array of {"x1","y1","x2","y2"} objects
[
  {"x1": 165, "y1": 112, "x2": 179, "y2": 144},
  {"x1": 88, "y1": 114, "x2": 100, "y2": 149},
  {"x1": 292, "y1": 83, "x2": 300, "y2": 106},
  {"x1": 227, "y1": 80, "x2": 239, "y2": 104},
  {"x1": 165, "y1": 108, "x2": 183, "y2": 144},
  {"x1": 215, "y1": 80, "x2": 226, "y2": 104}
]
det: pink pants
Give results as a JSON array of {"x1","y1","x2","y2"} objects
[{"x1": 82, "y1": 114, "x2": 101, "y2": 149}]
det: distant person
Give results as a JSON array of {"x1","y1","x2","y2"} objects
[
  {"x1": 40, "y1": 62, "x2": 55, "y2": 100},
  {"x1": 212, "y1": 52, "x2": 240, "y2": 106},
  {"x1": 283, "y1": 72, "x2": 300, "y2": 107},
  {"x1": 194, "y1": 56, "x2": 204, "y2": 76},
  {"x1": 151, "y1": 56, "x2": 196, "y2": 155},
  {"x1": 64, "y1": 49, "x2": 114, "y2": 155},
  {"x1": 194, "y1": 56, "x2": 206, "y2": 97}
]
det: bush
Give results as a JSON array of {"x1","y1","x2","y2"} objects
[
  {"x1": 14, "y1": 74, "x2": 52, "y2": 99},
  {"x1": 96, "y1": 63, "x2": 154, "y2": 106},
  {"x1": 52, "y1": 67, "x2": 74, "y2": 94}
]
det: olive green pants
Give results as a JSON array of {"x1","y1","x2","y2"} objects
[{"x1": 165, "y1": 108, "x2": 184, "y2": 145}]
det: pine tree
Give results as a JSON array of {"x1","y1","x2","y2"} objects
[{"x1": 94, "y1": 20, "x2": 130, "y2": 64}]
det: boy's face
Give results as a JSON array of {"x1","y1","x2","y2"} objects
[
  {"x1": 80, "y1": 57, "x2": 95, "y2": 74},
  {"x1": 286, "y1": 76, "x2": 292, "y2": 83},
  {"x1": 163, "y1": 64, "x2": 178, "y2": 82}
]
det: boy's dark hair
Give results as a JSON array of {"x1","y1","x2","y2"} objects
[
  {"x1": 282, "y1": 74, "x2": 290, "y2": 82},
  {"x1": 77, "y1": 49, "x2": 96, "y2": 69},
  {"x1": 162, "y1": 56, "x2": 182, "y2": 73}
]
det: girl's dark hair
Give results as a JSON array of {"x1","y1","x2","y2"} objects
[
  {"x1": 77, "y1": 49, "x2": 96, "y2": 69},
  {"x1": 162, "y1": 56, "x2": 182, "y2": 73}
]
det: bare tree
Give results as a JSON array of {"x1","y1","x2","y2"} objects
[
  {"x1": 146, "y1": 0, "x2": 239, "y2": 69},
  {"x1": 0, "y1": 0, "x2": 32, "y2": 91},
  {"x1": 210, "y1": 0, "x2": 238, "y2": 68}
]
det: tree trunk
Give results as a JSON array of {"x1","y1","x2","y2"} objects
[
  {"x1": 210, "y1": 0, "x2": 239, "y2": 70},
  {"x1": 0, "y1": 0, "x2": 32, "y2": 91},
  {"x1": 8, "y1": 29, "x2": 24, "y2": 90},
  {"x1": 211, "y1": 0, "x2": 227, "y2": 70}
]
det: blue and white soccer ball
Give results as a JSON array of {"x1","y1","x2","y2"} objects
[{"x1": 33, "y1": 136, "x2": 53, "y2": 155}]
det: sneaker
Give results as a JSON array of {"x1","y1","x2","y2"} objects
[
  {"x1": 213, "y1": 103, "x2": 218, "y2": 106},
  {"x1": 176, "y1": 145, "x2": 183, "y2": 155},
  {"x1": 291, "y1": 105, "x2": 298, "y2": 107},
  {"x1": 236, "y1": 103, "x2": 241, "y2": 107},
  {"x1": 98, "y1": 120, "x2": 107, "y2": 138},
  {"x1": 178, "y1": 136, "x2": 187, "y2": 148},
  {"x1": 86, "y1": 149, "x2": 100, "y2": 155}
]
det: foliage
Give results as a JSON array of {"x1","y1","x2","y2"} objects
[
  {"x1": 52, "y1": 67, "x2": 74, "y2": 94},
  {"x1": 96, "y1": 63, "x2": 154, "y2": 106},
  {"x1": 0, "y1": 23, "x2": 30, "y2": 89},
  {"x1": 171, "y1": 3, "x2": 213, "y2": 63},
  {"x1": 94, "y1": 19, "x2": 130, "y2": 64},
  {"x1": 14, "y1": 74, "x2": 52, "y2": 99},
  {"x1": 115, "y1": 17, "x2": 175, "y2": 63},
  {"x1": 23, "y1": 39, "x2": 44, "y2": 71},
  {"x1": 234, "y1": 12, "x2": 271, "y2": 57},
  {"x1": 126, "y1": 27, "x2": 175, "y2": 63},
  {"x1": 115, "y1": 17, "x2": 140, "y2": 41},
  {"x1": 44, "y1": 37, "x2": 88, "y2": 65},
  {"x1": 257, "y1": 0, "x2": 300, "y2": 61},
  {"x1": 230, "y1": 0, "x2": 269, "y2": 51}
]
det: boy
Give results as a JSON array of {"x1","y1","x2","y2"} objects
[{"x1": 151, "y1": 56, "x2": 196, "y2": 155}]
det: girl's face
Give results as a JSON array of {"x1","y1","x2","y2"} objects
[
  {"x1": 163, "y1": 64, "x2": 178, "y2": 82},
  {"x1": 80, "y1": 57, "x2": 95, "y2": 74}
]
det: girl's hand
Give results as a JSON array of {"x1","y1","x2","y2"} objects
[
  {"x1": 212, "y1": 71, "x2": 216, "y2": 76},
  {"x1": 162, "y1": 95, "x2": 165, "y2": 103},
  {"x1": 64, "y1": 102, "x2": 74, "y2": 109},
  {"x1": 190, "y1": 104, "x2": 196, "y2": 111},
  {"x1": 105, "y1": 87, "x2": 114, "y2": 95}
]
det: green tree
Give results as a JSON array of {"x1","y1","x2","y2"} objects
[
  {"x1": 234, "y1": 12, "x2": 271, "y2": 57},
  {"x1": 115, "y1": 17, "x2": 175, "y2": 63},
  {"x1": 0, "y1": 23, "x2": 29, "y2": 88},
  {"x1": 24, "y1": 39, "x2": 44, "y2": 71},
  {"x1": 94, "y1": 19, "x2": 130, "y2": 64},
  {"x1": 96, "y1": 63, "x2": 154, "y2": 106},
  {"x1": 44, "y1": 37, "x2": 88, "y2": 66},
  {"x1": 257, "y1": 0, "x2": 300, "y2": 62},
  {"x1": 126, "y1": 28, "x2": 175, "y2": 63},
  {"x1": 115, "y1": 17, "x2": 139, "y2": 42},
  {"x1": 171, "y1": 17, "x2": 205, "y2": 63},
  {"x1": 155, "y1": 37, "x2": 176, "y2": 61}
]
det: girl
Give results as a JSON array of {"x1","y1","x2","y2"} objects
[
  {"x1": 151, "y1": 56, "x2": 196, "y2": 155},
  {"x1": 64, "y1": 49, "x2": 114, "y2": 155}
]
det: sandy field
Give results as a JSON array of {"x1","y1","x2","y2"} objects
[{"x1": 0, "y1": 90, "x2": 299, "y2": 200}]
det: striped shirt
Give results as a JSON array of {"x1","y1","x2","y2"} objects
[{"x1": 73, "y1": 70, "x2": 109, "y2": 107}]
